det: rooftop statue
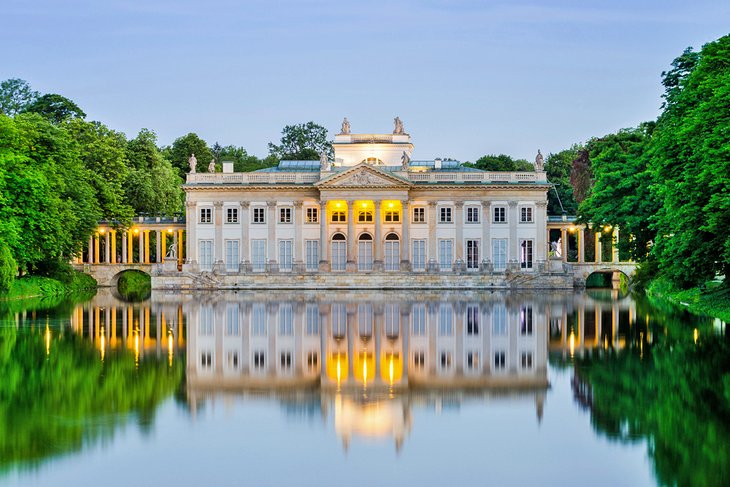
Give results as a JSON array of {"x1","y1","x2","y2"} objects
[
  {"x1": 188, "y1": 153, "x2": 197, "y2": 174},
  {"x1": 341, "y1": 117, "x2": 351, "y2": 135},
  {"x1": 401, "y1": 150, "x2": 410, "y2": 170},
  {"x1": 208, "y1": 159, "x2": 216, "y2": 173},
  {"x1": 393, "y1": 116, "x2": 404, "y2": 135},
  {"x1": 535, "y1": 150, "x2": 544, "y2": 171},
  {"x1": 320, "y1": 151, "x2": 331, "y2": 171}
]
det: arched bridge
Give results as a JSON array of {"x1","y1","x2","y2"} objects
[
  {"x1": 570, "y1": 263, "x2": 638, "y2": 286},
  {"x1": 73, "y1": 263, "x2": 154, "y2": 287}
]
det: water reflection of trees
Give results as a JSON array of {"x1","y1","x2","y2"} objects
[
  {"x1": 571, "y1": 298, "x2": 730, "y2": 487},
  {"x1": 0, "y1": 304, "x2": 183, "y2": 474}
]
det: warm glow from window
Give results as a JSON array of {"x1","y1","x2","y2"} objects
[
  {"x1": 133, "y1": 228, "x2": 139, "y2": 234},
  {"x1": 45, "y1": 325, "x2": 51, "y2": 356},
  {"x1": 167, "y1": 228, "x2": 173, "y2": 233},
  {"x1": 100, "y1": 327, "x2": 106, "y2": 362},
  {"x1": 380, "y1": 352, "x2": 402, "y2": 383},
  {"x1": 569, "y1": 331, "x2": 575, "y2": 358},
  {"x1": 98, "y1": 228, "x2": 105, "y2": 234}
]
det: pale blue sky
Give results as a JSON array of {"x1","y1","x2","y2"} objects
[{"x1": 1, "y1": 0, "x2": 728, "y2": 162}]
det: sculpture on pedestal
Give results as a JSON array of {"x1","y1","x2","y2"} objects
[
  {"x1": 535, "y1": 150, "x2": 544, "y2": 171},
  {"x1": 393, "y1": 116, "x2": 404, "y2": 135},
  {"x1": 188, "y1": 153, "x2": 197, "y2": 173},
  {"x1": 208, "y1": 159, "x2": 216, "y2": 173},
  {"x1": 340, "y1": 117, "x2": 350, "y2": 134},
  {"x1": 401, "y1": 150, "x2": 410, "y2": 170},
  {"x1": 320, "y1": 151, "x2": 331, "y2": 171}
]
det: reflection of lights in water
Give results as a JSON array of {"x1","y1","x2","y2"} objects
[
  {"x1": 45, "y1": 325, "x2": 51, "y2": 356},
  {"x1": 362, "y1": 357, "x2": 367, "y2": 384},
  {"x1": 693, "y1": 328, "x2": 699, "y2": 344},
  {"x1": 569, "y1": 331, "x2": 575, "y2": 358},
  {"x1": 100, "y1": 327, "x2": 106, "y2": 362},
  {"x1": 640, "y1": 332, "x2": 644, "y2": 358},
  {"x1": 336, "y1": 360, "x2": 341, "y2": 384},
  {"x1": 134, "y1": 330, "x2": 140, "y2": 366},
  {"x1": 389, "y1": 357, "x2": 394, "y2": 385},
  {"x1": 168, "y1": 330, "x2": 174, "y2": 367}
]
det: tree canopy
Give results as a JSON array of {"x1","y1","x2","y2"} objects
[
  {"x1": 466, "y1": 154, "x2": 534, "y2": 172},
  {"x1": 268, "y1": 121, "x2": 332, "y2": 161},
  {"x1": 0, "y1": 78, "x2": 38, "y2": 116},
  {"x1": 23, "y1": 93, "x2": 86, "y2": 123},
  {"x1": 165, "y1": 132, "x2": 214, "y2": 178}
]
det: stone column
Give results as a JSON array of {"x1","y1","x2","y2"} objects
[
  {"x1": 155, "y1": 230, "x2": 161, "y2": 263},
  {"x1": 94, "y1": 235, "x2": 100, "y2": 264},
  {"x1": 346, "y1": 200, "x2": 355, "y2": 271},
  {"x1": 427, "y1": 202, "x2": 437, "y2": 268},
  {"x1": 122, "y1": 231, "x2": 128, "y2": 264},
  {"x1": 454, "y1": 201, "x2": 464, "y2": 263},
  {"x1": 578, "y1": 228, "x2": 585, "y2": 263},
  {"x1": 595, "y1": 231, "x2": 602, "y2": 264},
  {"x1": 508, "y1": 201, "x2": 518, "y2": 263},
  {"x1": 319, "y1": 200, "x2": 328, "y2": 270},
  {"x1": 87, "y1": 236, "x2": 93, "y2": 264},
  {"x1": 185, "y1": 202, "x2": 196, "y2": 263},
  {"x1": 267, "y1": 201, "x2": 277, "y2": 268},
  {"x1": 161, "y1": 231, "x2": 167, "y2": 260},
  {"x1": 561, "y1": 227, "x2": 568, "y2": 263},
  {"x1": 214, "y1": 201, "x2": 223, "y2": 265},
  {"x1": 294, "y1": 201, "x2": 303, "y2": 268},
  {"x1": 240, "y1": 202, "x2": 250, "y2": 265},
  {"x1": 128, "y1": 231, "x2": 134, "y2": 263},
  {"x1": 104, "y1": 231, "x2": 110, "y2": 263},
  {"x1": 110, "y1": 230, "x2": 117, "y2": 264},
  {"x1": 177, "y1": 230, "x2": 184, "y2": 266},
  {"x1": 138, "y1": 231, "x2": 144, "y2": 264},
  {"x1": 482, "y1": 200, "x2": 491, "y2": 265},
  {"x1": 535, "y1": 201, "x2": 547, "y2": 264},
  {"x1": 613, "y1": 227, "x2": 620, "y2": 263},
  {"x1": 374, "y1": 200, "x2": 383, "y2": 270},
  {"x1": 143, "y1": 230, "x2": 151, "y2": 264},
  {"x1": 400, "y1": 199, "x2": 410, "y2": 270}
]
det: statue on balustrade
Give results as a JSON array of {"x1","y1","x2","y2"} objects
[
  {"x1": 320, "y1": 151, "x2": 331, "y2": 171},
  {"x1": 535, "y1": 149, "x2": 544, "y2": 171},
  {"x1": 208, "y1": 159, "x2": 216, "y2": 173},
  {"x1": 393, "y1": 116, "x2": 404, "y2": 135},
  {"x1": 341, "y1": 117, "x2": 351, "y2": 134},
  {"x1": 188, "y1": 153, "x2": 197, "y2": 173}
]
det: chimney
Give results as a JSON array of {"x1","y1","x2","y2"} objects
[{"x1": 434, "y1": 158, "x2": 442, "y2": 169}]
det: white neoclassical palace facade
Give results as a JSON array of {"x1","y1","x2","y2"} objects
[{"x1": 182, "y1": 120, "x2": 550, "y2": 279}]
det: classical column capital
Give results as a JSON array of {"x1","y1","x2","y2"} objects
[
  {"x1": 482, "y1": 200, "x2": 492, "y2": 207},
  {"x1": 240, "y1": 201, "x2": 250, "y2": 209},
  {"x1": 427, "y1": 201, "x2": 437, "y2": 208},
  {"x1": 266, "y1": 201, "x2": 277, "y2": 208},
  {"x1": 318, "y1": 200, "x2": 327, "y2": 207},
  {"x1": 214, "y1": 201, "x2": 223, "y2": 208},
  {"x1": 454, "y1": 201, "x2": 464, "y2": 209},
  {"x1": 185, "y1": 201, "x2": 196, "y2": 209},
  {"x1": 293, "y1": 201, "x2": 303, "y2": 208},
  {"x1": 508, "y1": 201, "x2": 518, "y2": 208},
  {"x1": 536, "y1": 200, "x2": 548, "y2": 208}
]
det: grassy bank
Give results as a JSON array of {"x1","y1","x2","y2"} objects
[
  {"x1": 0, "y1": 272, "x2": 97, "y2": 302},
  {"x1": 117, "y1": 271, "x2": 151, "y2": 301},
  {"x1": 647, "y1": 278, "x2": 730, "y2": 323}
]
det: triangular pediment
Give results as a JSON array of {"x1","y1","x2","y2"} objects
[{"x1": 315, "y1": 163, "x2": 413, "y2": 189}]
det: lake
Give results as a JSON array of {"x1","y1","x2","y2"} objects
[{"x1": 1, "y1": 288, "x2": 728, "y2": 487}]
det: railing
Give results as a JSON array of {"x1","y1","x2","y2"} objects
[
  {"x1": 409, "y1": 172, "x2": 544, "y2": 184},
  {"x1": 187, "y1": 173, "x2": 321, "y2": 185}
]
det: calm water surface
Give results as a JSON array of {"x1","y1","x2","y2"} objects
[{"x1": 1, "y1": 288, "x2": 728, "y2": 487}]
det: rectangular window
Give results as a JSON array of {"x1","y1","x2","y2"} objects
[
  {"x1": 521, "y1": 351, "x2": 534, "y2": 369},
  {"x1": 438, "y1": 239, "x2": 453, "y2": 271},
  {"x1": 520, "y1": 207, "x2": 533, "y2": 223},
  {"x1": 412, "y1": 207, "x2": 425, "y2": 223},
  {"x1": 199, "y1": 207, "x2": 212, "y2": 224},
  {"x1": 439, "y1": 351, "x2": 453, "y2": 371},
  {"x1": 494, "y1": 351, "x2": 506, "y2": 370},
  {"x1": 225, "y1": 304, "x2": 239, "y2": 335},
  {"x1": 466, "y1": 206, "x2": 480, "y2": 223},
  {"x1": 253, "y1": 351, "x2": 266, "y2": 370},
  {"x1": 305, "y1": 240, "x2": 319, "y2": 271},
  {"x1": 466, "y1": 304, "x2": 480, "y2": 335},
  {"x1": 413, "y1": 351, "x2": 426, "y2": 370},
  {"x1": 330, "y1": 210, "x2": 346, "y2": 223},
  {"x1": 252, "y1": 303, "x2": 267, "y2": 336},
  {"x1": 252, "y1": 207, "x2": 266, "y2": 224},
  {"x1": 307, "y1": 352, "x2": 319, "y2": 372},
  {"x1": 306, "y1": 303, "x2": 320, "y2": 335},
  {"x1": 279, "y1": 207, "x2": 292, "y2": 224},
  {"x1": 278, "y1": 240, "x2": 293, "y2": 271},
  {"x1": 438, "y1": 304, "x2": 453, "y2": 336},
  {"x1": 520, "y1": 239, "x2": 534, "y2": 269},
  {"x1": 306, "y1": 207, "x2": 319, "y2": 223},
  {"x1": 226, "y1": 207, "x2": 239, "y2": 224},
  {"x1": 278, "y1": 304, "x2": 293, "y2": 336},
  {"x1": 384, "y1": 304, "x2": 399, "y2": 338},
  {"x1": 466, "y1": 351, "x2": 480, "y2": 371},
  {"x1": 411, "y1": 304, "x2": 426, "y2": 336},
  {"x1": 493, "y1": 206, "x2": 507, "y2": 223},
  {"x1": 251, "y1": 239, "x2": 266, "y2": 272},
  {"x1": 199, "y1": 240, "x2": 213, "y2": 271},
  {"x1": 492, "y1": 238, "x2": 507, "y2": 271},
  {"x1": 358, "y1": 304, "x2": 373, "y2": 337},
  {"x1": 439, "y1": 207, "x2": 453, "y2": 223},
  {"x1": 199, "y1": 305, "x2": 214, "y2": 336},
  {"x1": 201, "y1": 351, "x2": 213, "y2": 369},
  {"x1": 466, "y1": 239, "x2": 480, "y2": 269},
  {"x1": 358, "y1": 210, "x2": 373, "y2": 223},
  {"x1": 412, "y1": 239, "x2": 426, "y2": 271},
  {"x1": 226, "y1": 350, "x2": 239, "y2": 369},
  {"x1": 280, "y1": 352, "x2": 293, "y2": 371},
  {"x1": 331, "y1": 303, "x2": 347, "y2": 339},
  {"x1": 492, "y1": 304, "x2": 508, "y2": 336},
  {"x1": 520, "y1": 306, "x2": 534, "y2": 335},
  {"x1": 225, "y1": 240, "x2": 239, "y2": 272},
  {"x1": 384, "y1": 209, "x2": 400, "y2": 223}
]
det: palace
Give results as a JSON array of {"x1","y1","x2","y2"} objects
[{"x1": 179, "y1": 118, "x2": 556, "y2": 287}]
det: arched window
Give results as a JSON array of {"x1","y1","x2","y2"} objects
[
  {"x1": 358, "y1": 233, "x2": 373, "y2": 271},
  {"x1": 331, "y1": 233, "x2": 346, "y2": 271},
  {"x1": 384, "y1": 233, "x2": 400, "y2": 271},
  {"x1": 362, "y1": 157, "x2": 384, "y2": 165}
]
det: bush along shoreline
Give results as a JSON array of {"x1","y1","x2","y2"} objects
[
  {"x1": 0, "y1": 271, "x2": 97, "y2": 302},
  {"x1": 646, "y1": 278, "x2": 730, "y2": 324}
]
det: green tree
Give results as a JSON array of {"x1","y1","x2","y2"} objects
[
  {"x1": 0, "y1": 237, "x2": 16, "y2": 293},
  {"x1": 0, "y1": 79, "x2": 38, "y2": 116},
  {"x1": 268, "y1": 121, "x2": 332, "y2": 161},
  {"x1": 24, "y1": 93, "x2": 86, "y2": 123},
  {"x1": 648, "y1": 35, "x2": 730, "y2": 288},
  {"x1": 466, "y1": 154, "x2": 533, "y2": 172},
  {"x1": 124, "y1": 129, "x2": 183, "y2": 216},
  {"x1": 165, "y1": 132, "x2": 213, "y2": 178},
  {"x1": 544, "y1": 147, "x2": 580, "y2": 215}
]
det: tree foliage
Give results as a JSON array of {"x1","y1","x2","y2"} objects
[
  {"x1": 23, "y1": 93, "x2": 86, "y2": 123},
  {"x1": 165, "y1": 132, "x2": 214, "y2": 178},
  {"x1": 544, "y1": 148, "x2": 579, "y2": 215},
  {"x1": 268, "y1": 121, "x2": 332, "y2": 161},
  {"x1": 466, "y1": 153, "x2": 533, "y2": 172},
  {"x1": 0, "y1": 79, "x2": 38, "y2": 116}
]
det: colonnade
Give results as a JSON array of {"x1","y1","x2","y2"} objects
[
  {"x1": 79, "y1": 225, "x2": 184, "y2": 266},
  {"x1": 549, "y1": 223, "x2": 623, "y2": 264}
]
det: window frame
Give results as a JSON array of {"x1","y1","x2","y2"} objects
[
  {"x1": 465, "y1": 206, "x2": 480, "y2": 224},
  {"x1": 252, "y1": 207, "x2": 266, "y2": 224},
  {"x1": 439, "y1": 206, "x2": 453, "y2": 224},
  {"x1": 279, "y1": 207, "x2": 292, "y2": 224},
  {"x1": 493, "y1": 206, "x2": 507, "y2": 224},
  {"x1": 199, "y1": 207, "x2": 212, "y2": 224},
  {"x1": 412, "y1": 207, "x2": 426, "y2": 223},
  {"x1": 225, "y1": 207, "x2": 239, "y2": 224},
  {"x1": 305, "y1": 207, "x2": 319, "y2": 224}
]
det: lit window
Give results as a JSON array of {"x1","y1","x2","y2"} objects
[
  {"x1": 412, "y1": 207, "x2": 425, "y2": 223},
  {"x1": 199, "y1": 208, "x2": 212, "y2": 223},
  {"x1": 384, "y1": 209, "x2": 400, "y2": 222},
  {"x1": 306, "y1": 207, "x2": 319, "y2": 223},
  {"x1": 358, "y1": 210, "x2": 373, "y2": 222},
  {"x1": 331, "y1": 210, "x2": 346, "y2": 223},
  {"x1": 279, "y1": 207, "x2": 292, "y2": 224},
  {"x1": 252, "y1": 207, "x2": 266, "y2": 224}
]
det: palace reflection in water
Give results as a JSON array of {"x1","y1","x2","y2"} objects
[{"x1": 69, "y1": 289, "x2": 638, "y2": 451}]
